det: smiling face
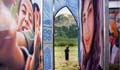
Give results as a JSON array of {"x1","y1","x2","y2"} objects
[
  {"x1": 82, "y1": 0, "x2": 94, "y2": 55},
  {"x1": 17, "y1": 0, "x2": 33, "y2": 31}
]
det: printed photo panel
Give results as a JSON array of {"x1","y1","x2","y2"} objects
[
  {"x1": 43, "y1": 0, "x2": 53, "y2": 70},
  {"x1": 109, "y1": 0, "x2": 120, "y2": 70},
  {"x1": 0, "y1": 0, "x2": 42, "y2": 70},
  {"x1": 79, "y1": 0, "x2": 104, "y2": 70}
]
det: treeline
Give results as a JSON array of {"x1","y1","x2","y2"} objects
[
  {"x1": 54, "y1": 24, "x2": 78, "y2": 38},
  {"x1": 54, "y1": 14, "x2": 78, "y2": 47},
  {"x1": 54, "y1": 37, "x2": 78, "y2": 46}
]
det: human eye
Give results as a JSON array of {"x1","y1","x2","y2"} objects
[
  {"x1": 88, "y1": 8, "x2": 92, "y2": 14},
  {"x1": 22, "y1": 9, "x2": 26, "y2": 15},
  {"x1": 21, "y1": 5, "x2": 26, "y2": 15},
  {"x1": 82, "y1": 16, "x2": 86, "y2": 24},
  {"x1": 88, "y1": 5, "x2": 92, "y2": 16},
  {"x1": 82, "y1": 12, "x2": 86, "y2": 23}
]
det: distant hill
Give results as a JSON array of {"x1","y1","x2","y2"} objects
[
  {"x1": 54, "y1": 14, "x2": 76, "y2": 27},
  {"x1": 54, "y1": 14, "x2": 78, "y2": 46},
  {"x1": 54, "y1": 13, "x2": 78, "y2": 38}
]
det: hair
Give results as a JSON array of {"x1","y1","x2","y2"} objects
[
  {"x1": 33, "y1": 3, "x2": 41, "y2": 69},
  {"x1": 33, "y1": 3, "x2": 40, "y2": 12},
  {"x1": 81, "y1": 0, "x2": 101, "y2": 70},
  {"x1": 66, "y1": 46, "x2": 69, "y2": 49}
]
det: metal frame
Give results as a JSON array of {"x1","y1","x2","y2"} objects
[{"x1": 103, "y1": 0, "x2": 109, "y2": 70}]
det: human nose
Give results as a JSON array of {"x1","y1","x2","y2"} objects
[
  {"x1": 84, "y1": 17, "x2": 89, "y2": 34},
  {"x1": 24, "y1": 13, "x2": 29, "y2": 24},
  {"x1": 22, "y1": 22, "x2": 28, "y2": 30}
]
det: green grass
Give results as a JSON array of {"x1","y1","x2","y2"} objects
[
  {"x1": 54, "y1": 46, "x2": 79, "y2": 70},
  {"x1": 54, "y1": 38, "x2": 78, "y2": 46}
]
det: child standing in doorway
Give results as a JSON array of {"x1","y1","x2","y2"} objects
[{"x1": 64, "y1": 46, "x2": 70, "y2": 63}]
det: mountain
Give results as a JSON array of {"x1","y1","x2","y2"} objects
[
  {"x1": 54, "y1": 13, "x2": 76, "y2": 27},
  {"x1": 54, "y1": 13, "x2": 78, "y2": 38}
]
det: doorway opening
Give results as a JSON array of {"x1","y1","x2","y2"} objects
[{"x1": 54, "y1": 7, "x2": 79, "y2": 70}]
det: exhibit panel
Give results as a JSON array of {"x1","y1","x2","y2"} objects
[
  {"x1": 79, "y1": 0, "x2": 106, "y2": 70},
  {"x1": 43, "y1": 0, "x2": 53, "y2": 70},
  {"x1": 109, "y1": 0, "x2": 120, "y2": 70},
  {"x1": 0, "y1": 0, "x2": 42, "y2": 70}
]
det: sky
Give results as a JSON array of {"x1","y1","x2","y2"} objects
[
  {"x1": 55, "y1": 7, "x2": 72, "y2": 17},
  {"x1": 32, "y1": 0, "x2": 41, "y2": 8}
]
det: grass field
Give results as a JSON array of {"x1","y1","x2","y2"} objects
[{"x1": 54, "y1": 46, "x2": 79, "y2": 70}]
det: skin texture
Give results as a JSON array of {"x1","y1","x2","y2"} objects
[
  {"x1": 25, "y1": 4, "x2": 41, "y2": 70},
  {"x1": 0, "y1": 1, "x2": 25, "y2": 69},
  {"x1": 109, "y1": 13, "x2": 118, "y2": 63},
  {"x1": 2, "y1": 0, "x2": 16, "y2": 8},
  {"x1": 17, "y1": 0, "x2": 33, "y2": 32},
  {"x1": 0, "y1": 0, "x2": 33, "y2": 69},
  {"x1": 82, "y1": 0, "x2": 94, "y2": 56},
  {"x1": 81, "y1": 0, "x2": 102, "y2": 70},
  {"x1": 31, "y1": 5, "x2": 41, "y2": 70},
  {"x1": 17, "y1": 0, "x2": 33, "y2": 47}
]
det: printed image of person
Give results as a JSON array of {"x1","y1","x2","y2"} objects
[
  {"x1": 0, "y1": 0, "x2": 41, "y2": 70},
  {"x1": 16, "y1": 0, "x2": 42, "y2": 70},
  {"x1": 26, "y1": 3, "x2": 42, "y2": 70},
  {"x1": 115, "y1": 9, "x2": 120, "y2": 49},
  {"x1": 17, "y1": 0, "x2": 33, "y2": 32},
  {"x1": 33, "y1": 3, "x2": 43, "y2": 70},
  {"x1": 16, "y1": 0, "x2": 35, "y2": 69},
  {"x1": 81, "y1": 0, "x2": 102, "y2": 70},
  {"x1": 109, "y1": 9, "x2": 118, "y2": 64},
  {"x1": 109, "y1": 9, "x2": 120, "y2": 64},
  {"x1": 0, "y1": 0, "x2": 27, "y2": 69},
  {"x1": 17, "y1": 0, "x2": 34, "y2": 56}
]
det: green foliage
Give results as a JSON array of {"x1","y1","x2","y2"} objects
[
  {"x1": 68, "y1": 43, "x2": 74, "y2": 46},
  {"x1": 67, "y1": 24, "x2": 78, "y2": 38},
  {"x1": 55, "y1": 24, "x2": 78, "y2": 38},
  {"x1": 55, "y1": 14, "x2": 69, "y2": 23},
  {"x1": 54, "y1": 14, "x2": 78, "y2": 38},
  {"x1": 54, "y1": 14, "x2": 78, "y2": 47},
  {"x1": 54, "y1": 37, "x2": 78, "y2": 47},
  {"x1": 58, "y1": 42, "x2": 66, "y2": 46}
]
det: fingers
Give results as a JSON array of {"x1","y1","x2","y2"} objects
[
  {"x1": 34, "y1": 9, "x2": 40, "y2": 27},
  {"x1": 25, "y1": 56, "x2": 32, "y2": 70},
  {"x1": 32, "y1": 8, "x2": 41, "y2": 70},
  {"x1": 34, "y1": 32, "x2": 40, "y2": 52}
]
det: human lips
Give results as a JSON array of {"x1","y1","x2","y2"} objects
[{"x1": 84, "y1": 36, "x2": 90, "y2": 46}]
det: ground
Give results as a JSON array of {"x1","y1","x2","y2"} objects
[{"x1": 54, "y1": 46, "x2": 79, "y2": 70}]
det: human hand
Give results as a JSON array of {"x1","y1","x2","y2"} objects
[
  {"x1": 25, "y1": 56, "x2": 32, "y2": 70},
  {"x1": 31, "y1": 7, "x2": 41, "y2": 70}
]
